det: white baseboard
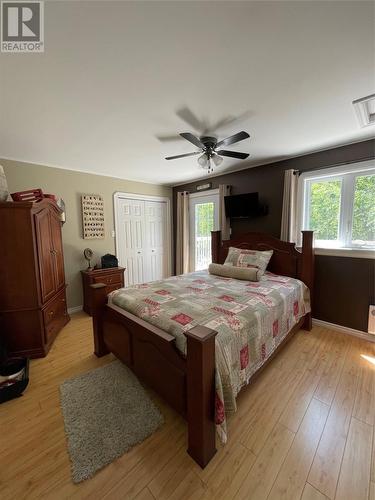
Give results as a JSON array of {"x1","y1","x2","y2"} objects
[
  {"x1": 68, "y1": 305, "x2": 83, "y2": 315},
  {"x1": 312, "y1": 318, "x2": 375, "y2": 343}
]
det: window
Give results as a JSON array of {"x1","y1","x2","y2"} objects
[
  {"x1": 299, "y1": 161, "x2": 375, "y2": 250},
  {"x1": 194, "y1": 202, "x2": 214, "y2": 270},
  {"x1": 189, "y1": 190, "x2": 219, "y2": 271}
]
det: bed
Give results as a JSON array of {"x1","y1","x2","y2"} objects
[{"x1": 91, "y1": 230, "x2": 314, "y2": 468}]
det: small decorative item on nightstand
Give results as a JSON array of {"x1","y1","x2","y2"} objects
[
  {"x1": 101, "y1": 254, "x2": 118, "y2": 268},
  {"x1": 81, "y1": 266, "x2": 125, "y2": 316},
  {"x1": 84, "y1": 248, "x2": 94, "y2": 270}
]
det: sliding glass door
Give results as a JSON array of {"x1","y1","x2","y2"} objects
[{"x1": 189, "y1": 190, "x2": 219, "y2": 271}]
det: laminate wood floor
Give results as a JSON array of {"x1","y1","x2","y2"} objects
[{"x1": 1, "y1": 312, "x2": 374, "y2": 500}]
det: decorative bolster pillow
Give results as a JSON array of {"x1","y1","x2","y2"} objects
[{"x1": 208, "y1": 262, "x2": 261, "y2": 281}]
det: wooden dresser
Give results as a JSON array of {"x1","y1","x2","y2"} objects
[
  {"x1": 81, "y1": 267, "x2": 125, "y2": 316},
  {"x1": 0, "y1": 199, "x2": 70, "y2": 358}
]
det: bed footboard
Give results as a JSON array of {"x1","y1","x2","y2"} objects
[
  {"x1": 90, "y1": 283, "x2": 217, "y2": 468},
  {"x1": 91, "y1": 283, "x2": 109, "y2": 357},
  {"x1": 185, "y1": 326, "x2": 217, "y2": 467}
]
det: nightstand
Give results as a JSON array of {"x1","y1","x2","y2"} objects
[{"x1": 81, "y1": 267, "x2": 125, "y2": 316}]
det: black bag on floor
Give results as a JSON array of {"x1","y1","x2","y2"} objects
[{"x1": 0, "y1": 331, "x2": 29, "y2": 404}]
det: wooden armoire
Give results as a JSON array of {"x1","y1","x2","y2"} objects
[{"x1": 0, "y1": 198, "x2": 70, "y2": 357}]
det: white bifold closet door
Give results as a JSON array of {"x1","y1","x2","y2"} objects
[
  {"x1": 144, "y1": 201, "x2": 166, "y2": 282},
  {"x1": 116, "y1": 197, "x2": 167, "y2": 287}
]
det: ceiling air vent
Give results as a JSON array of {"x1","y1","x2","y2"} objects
[{"x1": 352, "y1": 93, "x2": 375, "y2": 127}]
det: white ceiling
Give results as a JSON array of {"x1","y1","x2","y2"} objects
[{"x1": 1, "y1": 1, "x2": 374, "y2": 185}]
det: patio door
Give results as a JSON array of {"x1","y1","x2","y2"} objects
[{"x1": 189, "y1": 190, "x2": 219, "y2": 271}]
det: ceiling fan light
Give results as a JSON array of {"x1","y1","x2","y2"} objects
[
  {"x1": 207, "y1": 158, "x2": 212, "y2": 174},
  {"x1": 212, "y1": 154, "x2": 223, "y2": 166},
  {"x1": 197, "y1": 153, "x2": 208, "y2": 167}
]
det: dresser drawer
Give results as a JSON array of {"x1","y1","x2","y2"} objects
[
  {"x1": 93, "y1": 274, "x2": 122, "y2": 286},
  {"x1": 107, "y1": 283, "x2": 123, "y2": 294},
  {"x1": 43, "y1": 290, "x2": 67, "y2": 325},
  {"x1": 43, "y1": 290, "x2": 69, "y2": 345},
  {"x1": 45, "y1": 311, "x2": 69, "y2": 345},
  {"x1": 81, "y1": 267, "x2": 125, "y2": 316}
]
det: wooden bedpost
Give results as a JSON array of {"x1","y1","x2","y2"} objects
[
  {"x1": 211, "y1": 230, "x2": 222, "y2": 264},
  {"x1": 184, "y1": 325, "x2": 218, "y2": 468},
  {"x1": 91, "y1": 283, "x2": 109, "y2": 357},
  {"x1": 300, "y1": 230, "x2": 314, "y2": 331}
]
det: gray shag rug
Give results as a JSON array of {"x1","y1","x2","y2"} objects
[{"x1": 60, "y1": 360, "x2": 164, "y2": 483}]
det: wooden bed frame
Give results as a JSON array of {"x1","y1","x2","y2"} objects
[{"x1": 91, "y1": 230, "x2": 314, "y2": 468}]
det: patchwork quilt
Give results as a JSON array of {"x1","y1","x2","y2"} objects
[{"x1": 109, "y1": 270, "x2": 311, "y2": 442}]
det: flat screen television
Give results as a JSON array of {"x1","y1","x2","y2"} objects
[{"x1": 224, "y1": 192, "x2": 261, "y2": 218}]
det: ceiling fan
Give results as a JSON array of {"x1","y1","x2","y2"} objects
[{"x1": 165, "y1": 131, "x2": 250, "y2": 173}]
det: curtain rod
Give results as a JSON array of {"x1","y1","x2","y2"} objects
[{"x1": 294, "y1": 156, "x2": 374, "y2": 176}]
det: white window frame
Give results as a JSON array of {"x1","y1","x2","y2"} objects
[
  {"x1": 297, "y1": 160, "x2": 375, "y2": 257},
  {"x1": 189, "y1": 188, "x2": 219, "y2": 271}
]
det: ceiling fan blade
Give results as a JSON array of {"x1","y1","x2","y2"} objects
[
  {"x1": 156, "y1": 134, "x2": 185, "y2": 143},
  {"x1": 165, "y1": 151, "x2": 201, "y2": 160},
  {"x1": 216, "y1": 131, "x2": 250, "y2": 148},
  {"x1": 180, "y1": 132, "x2": 205, "y2": 149},
  {"x1": 176, "y1": 107, "x2": 205, "y2": 133},
  {"x1": 216, "y1": 150, "x2": 249, "y2": 160},
  {"x1": 211, "y1": 111, "x2": 253, "y2": 134}
]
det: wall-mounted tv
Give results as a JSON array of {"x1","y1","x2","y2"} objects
[{"x1": 224, "y1": 192, "x2": 266, "y2": 218}]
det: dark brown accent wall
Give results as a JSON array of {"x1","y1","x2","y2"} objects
[
  {"x1": 314, "y1": 255, "x2": 374, "y2": 331},
  {"x1": 173, "y1": 139, "x2": 375, "y2": 332}
]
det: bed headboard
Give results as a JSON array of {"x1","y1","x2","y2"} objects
[{"x1": 211, "y1": 230, "x2": 314, "y2": 294}]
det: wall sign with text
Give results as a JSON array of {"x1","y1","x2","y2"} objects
[{"x1": 81, "y1": 194, "x2": 105, "y2": 240}]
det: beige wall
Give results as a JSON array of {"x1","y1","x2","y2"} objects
[{"x1": 1, "y1": 159, "x2": 172, "y2": 309}]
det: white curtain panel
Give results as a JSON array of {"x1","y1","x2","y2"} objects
[
  {"x1": 176, "y1": 191, "x2": 190, "y2": 275},
  {"x1": 219, "y1": 184, "x2": 231, "y2": 240},
  {"x1": 280, "y1": 169, "x2": 298, "y2": 242}
]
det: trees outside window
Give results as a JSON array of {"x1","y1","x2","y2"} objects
[{"x1": 300, "y1": 163, "x2": 375, "y2": 249}]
